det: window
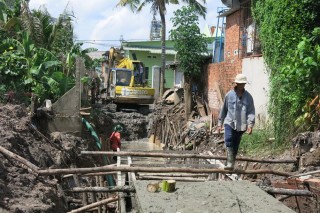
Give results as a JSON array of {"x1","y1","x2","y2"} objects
[{"x1": 240, "y1": 1, "x2": 262, "y2": 57}]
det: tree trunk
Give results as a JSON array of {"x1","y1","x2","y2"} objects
[
  {"x1": 159, "y1": 7, "x2": 166, "y2": 98},
  {"x1": 184, "y1": 75, "x2": 192, "y2": 120}
]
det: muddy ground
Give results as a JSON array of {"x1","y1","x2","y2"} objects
[
  {"x1": 0, "y1": 103, "x2": 150, "y2": 212},
  {"x1": 0, "y1": 103, "x2": 319, "y2": 212}
]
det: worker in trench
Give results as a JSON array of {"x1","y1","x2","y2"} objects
[
  {"x1": 109, "y1": 124, "x2": 124, "y2": 161},
  {"x1": 217, "y1": 74, "x2": 255, "y2": 170}
]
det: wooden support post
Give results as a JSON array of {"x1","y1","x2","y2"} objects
[
  {"x1": 57, "y1": 183, "x2": 68, "y2": 209},
  {"x1": 240, "y1": 161, "x2": 249, "y2": 180},
  {"x1": 89, "y1": 179, "x2": 98, "y2": 212},
  {"x1": 72, "y1": 173, "x2": 88, "y2": 206}
]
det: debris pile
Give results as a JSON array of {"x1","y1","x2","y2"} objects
[
  {"x1": 150, "y1": 91, "x2": 220, "y2": 151},
  {"x1": 292, "y1": 131, "x2": 320, "y2": 172}
]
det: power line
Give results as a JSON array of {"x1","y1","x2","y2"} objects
[{"x1": 75, "y1": 38, "x2": 150, "y2": 42}]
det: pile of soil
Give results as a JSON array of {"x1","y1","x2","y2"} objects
[
  {"x1": 92, "y1": 104, "x2": 150, "y2": 141},
  {"x1": 0, "y1": 104, "x2": 96, "y2": 212}
]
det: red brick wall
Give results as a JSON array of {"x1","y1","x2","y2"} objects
[{"x1": 205, "y1": 10, "x2": 242, "y2": 116}]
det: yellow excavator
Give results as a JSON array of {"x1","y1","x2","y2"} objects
[{"x1": 102, "y1": 47, "x2": 155, "y2": 114}]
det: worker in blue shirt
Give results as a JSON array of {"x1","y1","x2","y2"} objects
[{"x1": 217, "y1": 74, "x2": 255, "y2": 170}]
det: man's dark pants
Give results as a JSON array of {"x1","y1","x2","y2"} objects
[{"x1": 224, "y1": 124, "x2": 245, "y2": 156}]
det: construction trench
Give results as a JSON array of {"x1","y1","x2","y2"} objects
[{"x1": 0, "y1": 61, "x2": 319, "y2": 212}]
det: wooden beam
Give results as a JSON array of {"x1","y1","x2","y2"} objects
[
  {"x1": 261, "y1": 187, "x2": 313, "y2": 197},
  {"x1": 81, "y1": 151, "x2": 297, "y2": 164},
  {"x1": 67, "y1": 196, "x2": 118, "y2": 213},
  {"x1": 0, "y1": 145, "x2": 39, "y2": 172},
  {"x1": 137, "y1": 176, "x2": 206, "y2": 182},
  {"x1": 138, "y1": 173, "x2": 208, "y2": 177},
  {"x1": 289, "y1": 169, "x2": 320, "y2": 177},
  {"x1": 38, "y1": 166, "x2": 292, "y2": 177},
  {"x1": 70, "y1": 186, "x2": 135, "y2": 193}
]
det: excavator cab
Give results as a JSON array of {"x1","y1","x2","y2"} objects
[{"x1": 115, "y1": 69, "x2": 131, "y2": 86}]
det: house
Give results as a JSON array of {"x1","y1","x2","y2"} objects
[
  {"x1": 122, "y1": 36, "x2": 217, "y2": 96},
  {"x1": 205, "y1": 0, "x2": 269, "y2": 127}
]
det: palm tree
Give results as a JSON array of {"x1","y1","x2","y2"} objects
[{"x1": 117, "y1": 0, "x2": 206, "y2": 97}]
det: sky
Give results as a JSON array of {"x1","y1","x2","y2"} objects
[{"x1": 29, "y1": 0, "x2": 226, "y2": 51}]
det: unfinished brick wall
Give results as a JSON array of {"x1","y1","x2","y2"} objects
[{"x1": 205, "y1": 10, "x2": 243, "y2": 116}]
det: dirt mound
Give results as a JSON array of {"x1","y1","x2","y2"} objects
[
  {"x1": 0, "y1": 104, "x2": 95, "y2": 212},
  {"x1": 97, "y1": 106, "x2": 149, "y2": 141}
]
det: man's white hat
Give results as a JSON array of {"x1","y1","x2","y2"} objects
[{"x1": 234, "y1": 73, "x2": 247, "y2": 84}]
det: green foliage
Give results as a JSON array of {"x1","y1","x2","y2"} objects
[
  {"x1": 0, "y1": 1, "x2": 98, "y2": 104},
  {"x1": 240, "y1": 126, "x2": 289, "y2": 157},
  {"x1": 0, "y1": 32, "x2": 75, "y2": 103},
  {"x1": 252, "y1": 0, "x2": 320, "y2": 144},
  {"x1": 169, "y1": 6, "x2": 208, "y2": 77}
]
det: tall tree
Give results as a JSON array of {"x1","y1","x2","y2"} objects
[
  {"x1": 117, "y1": 0, "x2": 206, "y2": 98},
  {"x1": 169, "y1": 5, "x2": 208, "y2": 118}
]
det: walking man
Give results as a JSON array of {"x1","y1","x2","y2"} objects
[{"x1": 217, "y1": 74, "x2": 255, "y2": 170}]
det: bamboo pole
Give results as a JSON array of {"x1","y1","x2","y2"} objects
[
  {"x1": 83, "y1": 171, "x2": 118, "y2": 176},
  {"x1": 289, "y1": 169, "x2": 320, "y2": 177},
  {"x1": 138, "y1": 173, "x2": 208, "y2": 177},
  {"x1": 0, "y1": 145, "x2": 39, "y2": 172},
  {"x1": 73, "y1": 172, "x2": 88, "y2": 206},
  {"x1": 70, "y1": 186, "x2": 135, "y2": 193},
  {"x1": 261, "y1": 187, "x2": 313, "y2": 197},
  {"x1": 80, "y1": 151, "x2": 297, "y2": 164},
  {"x1": 67, "y1": 196, "x2": 118, "y2": 213},
  {"x1": 38, "y1": 166, "x2": 292, "y2": 177},
  {"x1": 138, "y1": 176, "x2": 206, "y2": 182}
]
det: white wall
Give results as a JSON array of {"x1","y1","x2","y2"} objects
[
  {"x1": 242, "y1": 57, "x2": 269, "y2": 127},
  {"x1": 152, "y1": 66, "x2": 161, "y2": 100}
]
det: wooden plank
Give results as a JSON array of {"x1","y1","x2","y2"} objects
[{"x1": 196, "y1": 96, "x2": 207, "y2": 116}]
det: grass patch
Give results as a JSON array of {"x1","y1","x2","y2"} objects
[{"x1": 240, "y1": 128, "x2": 290, "y2": 157}]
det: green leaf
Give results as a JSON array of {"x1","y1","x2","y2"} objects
[
  {"x1": 29, "y1": 66, "x2": 39, "y2": 75},
  {"x1": 43, "y1": 61, "x2": 61, "y2": 69},
  {"x1": 24, "y1": 78, "x2": 33, "y2": 84}
]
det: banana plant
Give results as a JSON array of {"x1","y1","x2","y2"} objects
[
  {"x1": 64, "y1": 42, "x2": 97, "y2": 77},
  {"x1": 0, "y1": 32, "x2": 73, "y2": 103}
]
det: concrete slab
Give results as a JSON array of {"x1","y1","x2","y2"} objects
[{"x1": 133, "y1": 180, "x2": 295, "y2": 213}]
